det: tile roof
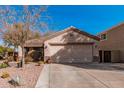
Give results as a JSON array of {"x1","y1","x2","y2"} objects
[
  {"x1": 24, "y1": 39, "x2": 44, "y2": 47},
  {"x1": 43, "y1": 26, "x2": 100, "y2": 41},
  {"x1": 24, "y1": 26, "x2": 100, "y2": 47},
  {"x1": 98, "y1": 22, "x2": 124, "y2": 35}
]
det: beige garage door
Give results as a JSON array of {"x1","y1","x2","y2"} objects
[{"x1": 50, "y1": 45, "x2": 93, "y2": 63}]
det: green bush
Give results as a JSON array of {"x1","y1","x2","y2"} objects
[
  {"x1": 0, "y1": 63, "x2": 8, "y2": 69},
  {"x1": 0, "y1": 46, "x2": 13, "y2": 55}
]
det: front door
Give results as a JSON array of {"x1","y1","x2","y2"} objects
[{"x1": 104, "y1": 51, "x2": 111, "y2": 62}]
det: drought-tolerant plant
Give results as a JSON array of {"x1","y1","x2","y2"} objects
[
  {"x1": 8, "y1": 75, "x2": 22, "y2": 87},
  {"x1": 1, "y1": 72, "x2": 10, "y2": 78},
  {"x1": 25, "y1": 56, "x2": 33, "y2": 63},
  {"x1": 40, "y1": 61, "x2": 46, "y2": 64},
  {"x1": 36, "y1": 61, "x2": 45, "y2": 66},
  {"x1": 8, "y1": 79, "x2": 20, "y2": 87},
  {"x1": 0, "y1": 63, "x2": 8, "y2": 69},
  {"x1": 7, "y1": 56, "x2": 14, "y2": 62}
]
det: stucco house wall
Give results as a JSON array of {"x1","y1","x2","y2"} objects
[
  {"x1": 21, "y1": 26, "x2": 99, "y2": 63},
  {"x1": 44, "y1": 27, "x2": 99, "y2": 63},
  {"x1": 99, "y1": 23, "x2": 124, "y2": 62}
]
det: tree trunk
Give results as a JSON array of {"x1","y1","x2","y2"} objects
[
  {"x1": 13, "y1": 46, "x2": 16, "y2": 61},
  {"x1": 4, "y1": 47, "x2": 8, "y2": 59},
  {"x1": 20, "y1": 46, "x2": 25, "y2": 67}
]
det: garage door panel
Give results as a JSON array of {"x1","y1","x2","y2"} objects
[{"x1": 50, "y1": 45, "x2": 93, "y2": 63}]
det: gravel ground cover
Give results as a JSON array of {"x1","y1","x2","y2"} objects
[{"x1": 0, "y1": 62, "x2": 43, "y2": 88}]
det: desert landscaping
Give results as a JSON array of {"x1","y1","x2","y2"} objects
[
  {"x1": 1, "y1": 5, "x2": 124, "y2": 88},
  {"x1": 0, "y1": 61, "x2": 43, "y2": 88}
]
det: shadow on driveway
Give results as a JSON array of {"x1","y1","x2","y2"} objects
[{"x1": 57, "y1": 62, "x2": 124, "y2": 71}]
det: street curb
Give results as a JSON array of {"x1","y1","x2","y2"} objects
[{"x1": 35, "y1": 64, "x2": 49, "y2": 88}]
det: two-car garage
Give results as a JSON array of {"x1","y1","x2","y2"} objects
[
  {"x1": 49, "y1": 43, "x2": 94, "y2": 63},
  {"x1": 44, "y1": 27, "x2": 99, "y2": 63}
]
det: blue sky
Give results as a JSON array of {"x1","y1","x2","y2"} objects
[
  {"x1": 47, "y1": 5, "x2": 124, "y2": 35},
  {"x1": 1, "y1": 5, "x2": 124, "y2": 35},
  {"x1": 1, "y1": 5, "x2": 124, "y2": 45}
]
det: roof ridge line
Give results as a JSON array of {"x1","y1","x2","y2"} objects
[{"x1": 98, "y1": 22, "x2": 124, "y2": 35}]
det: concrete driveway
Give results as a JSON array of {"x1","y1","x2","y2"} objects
[{"x1": 35, "y1": 63, "x2": 124, "y2": 88}]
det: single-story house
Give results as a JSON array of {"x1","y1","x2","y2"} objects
[
  {"x1": 22, "y1": 26, "x2": 100, "y2": 63},
  {"x1": 98, "y1": 23, "x2": 124, "y2": 63}
]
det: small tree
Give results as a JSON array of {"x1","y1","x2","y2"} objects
[
  {"x1": 12, "y1": 23, "x2": 42, "y2": 67},
  {"x1": 2, "y1": 23, "x2": 42, "y2": 66},
  {"x1": 0, "y1": 6, "x2": 49, "y2": 67}
]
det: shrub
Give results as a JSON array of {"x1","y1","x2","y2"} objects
[
  {"x1": 3, "y1": 61, "x2": 9, "y2": 66},
  {"x1": 7, "y1": 56, "x2": 14, "y2": 62},
  {"x1": 35, "y1": 61, "x2": 44, "y2": 66},
  {"x1": 38, "y1": 61, "x2": 45, "y2": 64},
  {"x1": 25, "y1": 50, "x2": 34, "y2": 63},
  {"x1": 1, "y1": 72, "x2": 10, "y2": 78},
  {"x1": 25, "y1": 56, "x2": 33, "y2": 64},
  {"x1": 8, "y1": 75, "x2": 23, "y2": 87},
  {"x1": 0, "y1": 63, "x2": 8, "y2": 69},
  {"x1": 8, "y1": 79, "x2": 20, "y2": 87}
]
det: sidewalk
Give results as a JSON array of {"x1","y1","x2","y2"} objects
[{"x1": 35, "y1": 64, "x2": 50, "y2": 88}]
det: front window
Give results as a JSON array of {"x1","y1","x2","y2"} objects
[{"x1": 101, "y1": 33, "x2": 107, "y2": 40}]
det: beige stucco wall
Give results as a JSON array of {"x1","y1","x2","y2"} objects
[
  {"x1": 111, "y1": 50, "x2": 120, "y2": 62},
  {"x1": 44, "y1": 30, "x2": 99, "y2": 63},
  {"x1": 50, "y1": 45, "x2": 93, "y2": 63},
  {"x1": 99, "y1": 25, "x2": 124, "y2": 62}
]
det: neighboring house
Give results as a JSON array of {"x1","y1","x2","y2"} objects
[
  {"x1": 24, "y1": 26, "x2": 100, "y2": 63},
  {"x1": 98, "y1": 23, "x2": 124, "y2": 63}
]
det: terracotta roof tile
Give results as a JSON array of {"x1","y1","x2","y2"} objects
[
  {"x1": 98, "y1": 22, "x2": 124, "y2": 35},
  {"x1": 24, "y1": 39, "x2": 44, "y2": 47},
  {"x1": 24, "y1": 26, "x2": 100, "y2": 47},
  {"x1": 43, "y1": 26, "x2": 100, "y2": 41}
]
